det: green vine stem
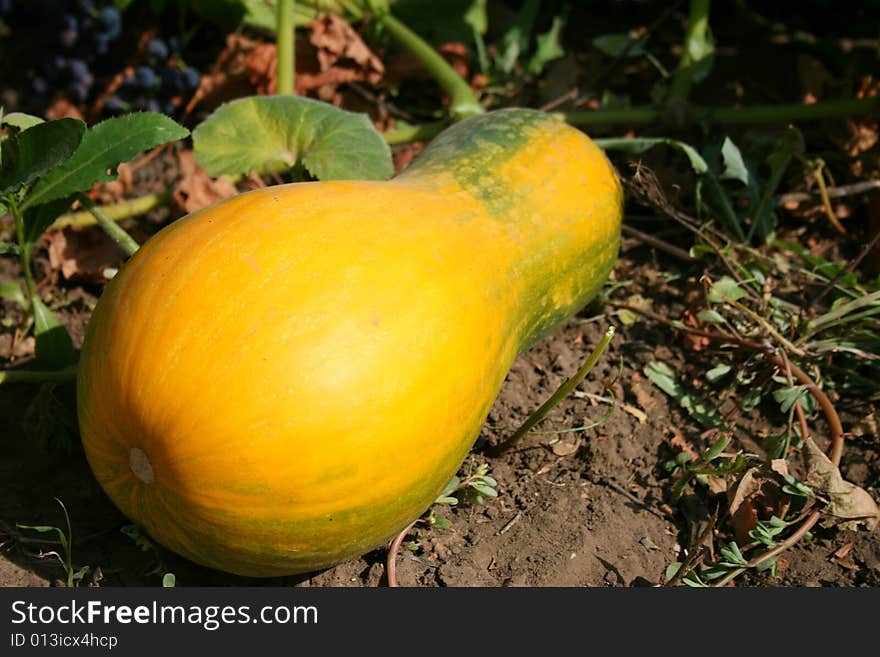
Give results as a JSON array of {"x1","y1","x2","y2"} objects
[
  {"x1": 374, "y1": 11, "x2": 483, "y2": 119},
  {"x1": 487, "y1": 326, "x2": 615, "y2": 456},
  {"x1": 276, "y1": 0, "x2": 295, "y2": 95},
  {"x1": 9, "y1": 198, "x2": 37, "y2": 302},
  {"x1": 0, "y1": 366, "x2": 78, "y2": 384},
  {"x1": 562, "y1": 96, "x2": 879, "y2": 126},
  {"x1": 77, "y1": 193, "x2": 139, "y2": 257},
  {"x1": 668, "y1": 0, "x2": 712, "y2": 101},
  {"x1": 50, "y1": 191, "x2": 171, "y2": 231}
]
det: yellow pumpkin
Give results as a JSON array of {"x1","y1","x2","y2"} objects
[{"x1": 77, "y1": 109, "x2": 623, "y2": 576}]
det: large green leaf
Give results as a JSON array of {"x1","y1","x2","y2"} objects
[
  {"x1": 0, "y1": 119, "x2": 85, "y2": 197},
  {"x1": 24, "y1": 112, "x2": 189, "y2": 210},
  {"x1": 193, "y1": 96, "x2": 393, "y2": 180}
]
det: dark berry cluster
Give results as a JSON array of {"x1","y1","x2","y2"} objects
[
  {"x1": 3, "y1": 0, "x2": 200, "y2": 117},
  {"x1": 105, "y1": 36, "x2": 201, "y2": 116},
  {"x1": 14, "y1": 1, "x2": 125, "y2": 110}
]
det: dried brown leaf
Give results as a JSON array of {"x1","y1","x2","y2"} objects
[
  {"x1": 309, "y1": 14, "x2": 384, "y2": 85},
  {"x1": 727, "y1": 466, "x2": 790, "y2": 545},
  {"x1": 803, "y1": 436, "x2": 880, "y2": 530},
  {"x1": 45, "y1": 227, "x2": 125, "y2": 283},
  {"x1": 630, "y1": 380, "x2": 657, "y2": 413},
  {"x1": 770, "y1": 459, "x2": 789, "y2": 477},
  {"x1": 173, "y1": 150, "x2": 238, "y2": 214}
]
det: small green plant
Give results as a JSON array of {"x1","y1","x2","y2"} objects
[
  {"x1": 16, "y1": 498, "x2": 89, "y2": 587},
  {"x1": 0, "y1": 109, "x2": 188, "y2": 376}
]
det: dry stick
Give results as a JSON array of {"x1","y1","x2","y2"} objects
[
  {"x1": 621, "y1": 224, "x2": 698, "y2": 262},
  {"x1": 486, "y1": 327, "x2": 616, "y2": 457},
  {"x1": 386, "y1": 520, "x2": 417, "y2": 588},
  {"x1": 777, "y1": 179, "x2": 880, "y2": 204}
]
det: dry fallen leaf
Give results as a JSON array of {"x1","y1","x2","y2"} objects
[
  {"x1": 629, "y1": 380, "x2": 657, "y2": 413},
  {"x1": 291, "y1": 14, "x2": 385, "y2": 103},
  {"x1": 727, "y1": 466, "x2": 791, "y2": 545},
  {"x1": 803, "y1": 436, "x2": 880, "y2": 531},
  {"x1": 186, "y1": 34, "x2": 264, "y2": 115},
  {"x1": 45, "y1": 227, "x2": 126, "y2": 283},
  {"x1": 173, "y1": 150, "x2": 238, "y2": 214}
]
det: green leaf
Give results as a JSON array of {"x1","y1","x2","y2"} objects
[
  {"x1": 24, "y1": 113, "x2": 189, "y2": 210},
  {"x1": 748, "y1": 126, "x2": 804, "y2": 242},
  {"x1": 697, "y1": 309, "x2": 725, "y2": 324},
  {"x1": 193, "y1": 96, "x2": 393, "y2": 180},
  {"x1": 644, "y1": 361, "x2": 726, "y2": 429},
  {"x1": 0, "y1": 280, "x2": 27, "y2": 308},
  {"x1": 438, "y1": 475, "x2": 461, "y2": 499},
  {"x1": 772, "y1": 385, "x2": 807, "y2": 413},
  {"x1": 32, "y1": 296, "x2": 77, "y2": 369},
  {"x1": 470, "y1": 482, "x2": 498, "y2": 498},
  {"x1": 707, "y1": 276, "x2": 748, "y2": 303},
  {"x1": 463, "y1": 0, "x2": 488, "y2": 34},
  {"x1": 719, "y1": 137, "x2": 750, "y2": 185},
  {"x1": 1, "y1": 119, "x2": 85, "y2": 197},
  {"x1": 495, "y1": 0, "x2": 539, "y2": 74},
  {"x1": 528, "y1": 15, "x2": 566, "y2": 74},
  {"x1": 1, "y1": 112, "x2": 45, "y2": 131},
  {"x1": 683, "y1": 10, "x2": 714, "y2": 84},
  {"x1": 0, "y1": 241, "x2": 20, "y2": 256},
  {"x1": 595, "y1": 137, "x2": 708, "y2": 175},
  {"x1": 706, "y1": 363, "x2": 732, "y2": 382},
  {"x1": 592, "y1": 33, "x2": 647, "y2": 58},
  {"x1": 430, "y1": 514, "x2": 452, "y2": 529}
]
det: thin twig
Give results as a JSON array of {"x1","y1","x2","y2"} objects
[
  {"x1": 777, "y1": 179, "x2": 880, "y2": 204},
  {"x1": 622, "y1": 223, "x2": 698, "y2": 262},
  {"x1": 386, "y1": 520, "x2": 417, "y2": 588}
]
